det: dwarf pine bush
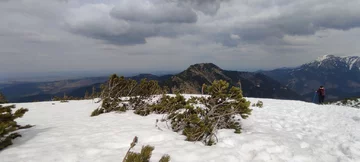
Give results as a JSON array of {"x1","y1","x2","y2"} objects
[
  {"x1": 252, "y1": 100, "x2": 264, "y2": 108},
  {"x1": 166, "y1": 80, "x2": 252, "y2": 145},
  {"x1": 149, "y1": 93, "x2": 187, "y2": 115},
  {"x1": 0, "y1": 91, "x2": 7, "y2": 104},
  {"x1": 92, "y1": 77, "x2": 253, "y2": 146},
  {"x1": 0, "y1": 105, "x2": 32, "y2": 150},
  {"x1": 91, "y1": 74, "x2": 162, "y2": 116},
  {"x1": 122, "y1": 136, "x2": 170, "y2": 162}
]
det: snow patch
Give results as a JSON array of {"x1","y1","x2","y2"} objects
[
  {"x1": 340, "y1": 56, "x2": 360, "y2": 70},
  {"x1": 315, "y1": 55, "x2": 334, "y2": 67},
  {"x1": 316, "y1": 54, "x2": 335, "y2": 62},
  {"x1": 348, "y1": 57, "x2": 359, "y2": 70},
  {"x1": 314, "y1": 55, "x2": 360, "y2": 69},
  {"x1": 1, "y1": 98, "x2": 360, "y2": 162}
]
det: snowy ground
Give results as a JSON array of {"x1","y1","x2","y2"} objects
[{"x1": 1, "y1": 96, "x2": 360, "y2": 162}]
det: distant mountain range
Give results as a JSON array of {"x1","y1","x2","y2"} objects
[
  {"x1": 1, "y1": 63, "x2": 302, "y2": 102},
  {"x1": 0, "y1": 77, "x2": 108, "y2": 102},
  {"x1": 261, "y1": 55, "x2": 360, "y2": 101},
  {"x1": 58, "y1": 63, "x2": 302, "y2": 101},
  {"x1": 2, "y1": 55, "x2": 360, "y2": 103}
]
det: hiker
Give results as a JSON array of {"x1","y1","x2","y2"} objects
[{"x1": 316, "y1": 86, "x2": 325, "y2": 104}]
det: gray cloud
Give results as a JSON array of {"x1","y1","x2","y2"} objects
[
  {"x1": 208, "y1": 0, "x2": 360, "y2": 46},
  {"x1": 1, "y1": 0, "x2": 360, "y2": 78},
  {"x1": 178, "y1": 0, "x2": 230, "y2": 15},
  {"x1": 65, "y1": 4, "x2": 132, "y2": 42},
  {"x1": 110, "y1": 0, "x2": 197, "y2": 24},
  {"x1": 65, "y1": 1, "x2": 198, "y2": 45},
  {"x1": 271, "y1": 3, "x2": 360, "y2": 35}
]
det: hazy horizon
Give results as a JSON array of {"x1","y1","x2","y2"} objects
[
  {"x1": 0, "y1": 62, "x2": 277, "y2": 82},
  {"x1": 0, "y1": 69, "x2": 179, "y2": 82}
]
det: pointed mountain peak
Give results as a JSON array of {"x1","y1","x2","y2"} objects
[
  {"x1": 187, "y1": 63, "x2": 222, "y2": 71},
  {"x1": 316, "y1": 55, "x2": 337, "y2": 62}
]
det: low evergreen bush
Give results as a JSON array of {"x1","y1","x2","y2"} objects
[
  {"x1": 252, "y1": 100, "x2": 264, "y2": 108},
  {"x1": 91, "y1": 74, "x2": 162, "y2": 116},
  {"x1": 166, "y1": 80, "x2": 252, "y2": 145},
  {"x1": 0, "y1": 105, "x2": 33, "y2": 150},
  {"x1": 149, "y1": 93, "x2": 187, "y2": 115},
  {"x1": 122, "y1": 136, "x2": 170, "y2": 162},
  {"x1": 0, "y1": 91, "x2": 7, "y2": 104},
  {"x1": 92, "y1": 76, "x2": 252, "y2": 146}
]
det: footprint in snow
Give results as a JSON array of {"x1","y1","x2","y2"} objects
[{"x1": 352, "y1": 116, "x2": 360, "y2": 122}]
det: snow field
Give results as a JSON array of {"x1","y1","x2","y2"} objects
[{"x1": 1, "y1": 96, "x2": 360, "y2": 162}]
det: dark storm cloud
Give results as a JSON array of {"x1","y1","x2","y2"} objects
[
  {"x1": 65, "y1": 0, "x2": 199, "y2": 45},
  {"x1": 178, "y1": 0, "x2": 230, "y2": 15},
  {"x1": 1, "y1": 0, "x2": 360, "y2": 77},
  {"x1": 67, "y1": 0, "x2": 360, "y2": 47},
  {"x1": 271, "y1": 5, "x2": 360, "y2": 36},
  {"x1": 213, "y1": 0, "x2": 360, "y2": 47},
  {"x1": 110, "y1": 1, "x2": 197, "y2": 24}
]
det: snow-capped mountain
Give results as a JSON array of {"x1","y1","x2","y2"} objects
[
  {"x1": 1, "y1": 97, "x2": 360, "y2": 161},
  {"x1": 311, "y1": 55, "x2": 360, "y2": 70},
  {"x1": 262, "y1": 55, "x2": 360, "y2": 101}
]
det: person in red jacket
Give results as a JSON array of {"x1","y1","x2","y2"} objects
[{"x1": 316, "y1": 86, "x2": 325, "y2": 104}]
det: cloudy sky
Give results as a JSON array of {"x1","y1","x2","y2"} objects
[{"x1": 1, "y1": 0, "x2": 360, "y2": 79}]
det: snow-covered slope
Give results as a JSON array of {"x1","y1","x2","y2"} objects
[
  {"x1": 1, "y1": 96, "x2": 360, "y2": 162},
  {"x1": 314, "y1": 55, "x2": 360, "y2": 70}
]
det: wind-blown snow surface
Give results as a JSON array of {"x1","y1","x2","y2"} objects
[{"x1": 1, "y1": 96, "x2": 360, "y2": 162}]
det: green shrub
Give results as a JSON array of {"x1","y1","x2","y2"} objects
[
  {"x1": 167, "y1": 80, "x2": 252, "y2": 145},
  {"x1": 93, "y1": 77, "x2": 253, "y2": 147},
  {"x1": 122, "y1": 136, "x2": 170, "y2": 162},
  {"x1": 91, "y1": 74, "x2": 162, "y2": 117},
  {"x1": 252, "y1": 100, "x2": 263, "y2": 108},
  {"x1": 149, "y1": 93, "x2": 187, "y2": 115},
  {"x1": 0, "y1": 105, "x2": 33, "y2": 150},
  {"x1": 125, "y1": 145, "x2": 154, "y2": 162},
  {"x1": 159, "y1": 155, "x2": 171, "y2": 162},
  {"x1": 341, "y1": 99, "x2": 348, "y2": 105},
  {"x1": 0, "y1": 91, "x2": 7, "y2": 104}
]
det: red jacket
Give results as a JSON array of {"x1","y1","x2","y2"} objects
[{"x1": 317, "y1": 88, "x2": 325, "y2": 96}]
